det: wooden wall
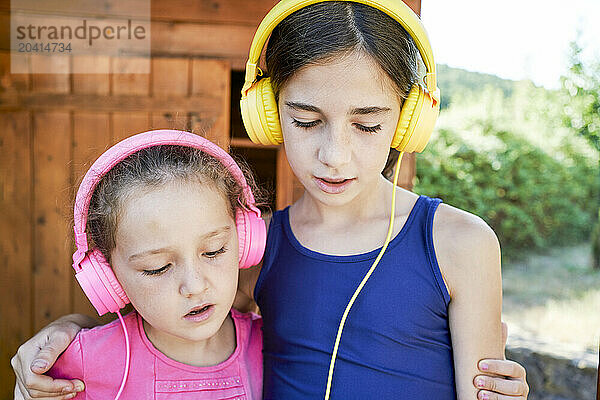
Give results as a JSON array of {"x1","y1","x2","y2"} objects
[{"x1": 0, "y1": 1, "x2": 421, "y2": 398}]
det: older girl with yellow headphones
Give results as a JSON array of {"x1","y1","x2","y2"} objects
[
  {"x1": 238, "y1": 1, "x2": 528, "y2": 399},
  {"x1": 13, "y1": 1, "x2": 528, "y2": 399}
]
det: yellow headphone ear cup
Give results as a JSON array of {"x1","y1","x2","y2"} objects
[
  {"x1": 257, "y1": 78, "x2": 283, "y2": 144},
  {"x1": 240, "y1": 78, "x2": 283, "y2": 145},
  {"x1": 392, "y1": 84, "x2": 439, "y2": 153}
]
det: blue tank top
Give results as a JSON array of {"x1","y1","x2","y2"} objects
[{"x1": 255, "y1": 195, "x2": 456, "y2": 399}]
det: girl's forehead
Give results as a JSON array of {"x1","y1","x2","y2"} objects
[
  {"x1": 280, "y1": 52, "x2": 400, "y2": 105},
  {"x1": 118, "y1": 181, "x2": 231, "y2": 226},
  {"x1": 113, "y1": 182, "x2": 234, "y2": 251}
]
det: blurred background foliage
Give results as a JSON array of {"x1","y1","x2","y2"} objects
[{"x1": 414, "y1": 41, "x2": 599, "y2": 264}]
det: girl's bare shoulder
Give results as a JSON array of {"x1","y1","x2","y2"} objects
[{"x1": 432, "y1": 203, "x2": 501, "y2": 297}]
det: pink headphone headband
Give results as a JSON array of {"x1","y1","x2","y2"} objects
[{"x1": 72, "y1": 129, "x2": 261, "y2": 265}]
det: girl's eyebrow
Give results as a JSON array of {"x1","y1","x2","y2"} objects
[
  {"x1": 285, "y1": 101, "x2": 320, "y2": 113},
  {"x1": 128, "y1": 226, "x2": 231, "y2": 261},
  {"x1": 350, "y1": 106, "x2": 391, "y2": 115},
  {"x1": 284, "y1": 101, "x2": 390, "y2": 116}
]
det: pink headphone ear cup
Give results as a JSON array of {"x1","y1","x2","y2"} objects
[
  {"x1": 235, "y1": 208, "x2": 266, "y2": 269},
  {"x1": 236, "y1": 208, "x2": 249, "y2": 267},
  {"x1": 74, "y1": 249, "x2": 129, "y2": 316}
]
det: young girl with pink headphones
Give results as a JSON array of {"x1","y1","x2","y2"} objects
[
  {"x1": 47, "y1": 130, "x2": 266, "y2": 399},
  {"x1": 13, "y1": 1, "x2": 529, "y2": 399}
]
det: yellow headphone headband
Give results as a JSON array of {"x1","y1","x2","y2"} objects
[
  {"x1": 240, "y1": 0, "x2": 440, "y2": 151},
  {"x1": 242, "y1": 0, "x2": 438, "y2": 97}
]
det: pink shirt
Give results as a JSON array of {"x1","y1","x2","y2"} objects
[{"x1": 48, "y1": 309, "x2": 263, "y2": 399}]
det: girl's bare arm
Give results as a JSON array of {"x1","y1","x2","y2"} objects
[{"x1": 434, "y1": 204, "x2": 525, "y2": 399}]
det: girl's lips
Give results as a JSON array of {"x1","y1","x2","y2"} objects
[
  {"x1": 314, "y1": 177, "x2": 355, "y2": 194},
  {"x1": 183, "y1": 304, "x2": 214, "y2": 322}
]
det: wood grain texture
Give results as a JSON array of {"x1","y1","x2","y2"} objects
[
  {"x1": 112, "y1": 111, "x2": 150, "y2": 143},
  {"x1": 191, "y1": 59, "x2": 230, "y2": 148},
  {"x1": 0, "y1": 51, "x2": 29, "y2": 93},
  {"x1": 71, "y1": 112, "x2": 111, "y2": 319},
  {"x1": 30, "y1": 55, "x2": 70, "y2": 92},
  {"x1": 32, "y1": 112, "x2": 72, "y2": 331},
  {"x1": 0, "y1": 111, "x2": 32, "y2": 398},
  {"x1": 151, "y1": 22, "x2": 255, "y2": 61},
  {"x1": 72, "y1": 56, "x2": 111, "y2": 94},
  {"x1": 151, "y1": 0, "x2": 278, "y2": 24},
  {"x1": 0, "y1": 92, "x2": 222, "y2": 113},
  {"x1": 112, "y1": 57, "x2": 150, "y2": 96}
]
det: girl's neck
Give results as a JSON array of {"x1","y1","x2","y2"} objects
[
  {"x1": 288, "y1": 176, "x2": 418, "y2": 256},
  {"x1": 142, "y1": 314, "x2": 236, "y2": 367}
]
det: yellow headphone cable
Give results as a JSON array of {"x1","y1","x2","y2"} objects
[{"x1": 324, "y1": 150, "x2": 405, "y2": 399}]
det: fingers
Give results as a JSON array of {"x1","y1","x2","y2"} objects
[
  {"x1": 478, "y1": 359, "x2": 526, "y2": 378},
  {"x1": 474, "y1": 375, "x2": 529, "y2": 398},
  {"x1": 16, "y1": 374, "x2": 83, "y2": 398},
  {"x1": 475, "y1": 359, "x2": 529, "y2": 399},
  {"x1": 31, "y1": 330, "x2": 75, "y2": 374},
  {"x1": 16, "y1": 378, "x2": 78, "y2": 400},
  {"x1": 477, "y1": 390, "x2": 527, "y2": 400}
]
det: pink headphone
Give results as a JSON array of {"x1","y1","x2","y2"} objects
[{"x1": 72, "y1": 129, "x2": 267, "y2": 316}]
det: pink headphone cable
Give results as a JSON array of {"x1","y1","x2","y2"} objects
[{"x1": 113, "y1": 311, "x2": 130, "y2": 400}]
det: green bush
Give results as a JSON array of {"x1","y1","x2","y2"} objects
[{"x1": 414, "y1": 125, "x2": 599, "y2": 260}]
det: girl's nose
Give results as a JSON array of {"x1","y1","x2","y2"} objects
[
  {"x1": 178, "y1": 264, "x2": 209, "y2": 298},
  {"x1": 317, "y1": 125, "x2": 351, "y2": 168}
]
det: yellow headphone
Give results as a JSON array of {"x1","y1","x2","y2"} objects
[{"x1": 240, "y1": 0, "x2": 440, "y2": 153}]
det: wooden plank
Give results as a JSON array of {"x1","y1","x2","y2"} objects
[
  {"x1": 112, "y1": 111, "x2": 150, "y2": 143},
  {"x1": 71, "y1": 112, "x2": 111, "y2": 318},
  {"x1": 403, "y1": 0, "x2": 421, "y2": 15},
  {"x1": 151, "y1": 110, "x2": 190, "y2": 132},
  {"x1": 151, "y1": 0, "x2": 278, "y2": 24},
  {"x1": 230, "y1": 138, "x2": 277, "y2": 149},
  {"x1": 71, "y1": 54, "x2": 113, "y2": 325},
  {"x1": 32, "y1": 112, "x2": 72, "y2": 331},
  {"x1": 191, "y1": 59, "x2": 230, "y2": 148},
  {"x1": 151, "y1": 58, "x2": 190, "y2": 132},
  {"x1": 112, "y1": 57, "x2": 150, "y2": 95},
  {"x1": 72, "y1": 56, "x2": 110, "y2": 94},
  {"x1": 7, "y1": 0, "x2": 149, "y2": 18},
  {"x1": 0, "y1": 51, "x2": 29, "y2": 92},
  {"x1": 0, "y1": 92, "x2": 223, "y2": 113},
  {"x1": 276, "y1": 148, "x2": 303, "y2": 210},
  {"x1": 0, "y1": 111, "x2": 32, "y2": 400},
  {"x1": 152, "y1": 58, "x2": 189, "y2": 96},
  {"x1": 153, "y1": 0, "x2": 419, "y2": 24},
  {"x1": 151, "y1": 22, "x2": 256, "y2": 60},
  {"x1": 30, "y1": 54, "x2": 70, "y2": 93},
  {"x1": 0, "y1": 11, "x2": 8, "y2": 51}
]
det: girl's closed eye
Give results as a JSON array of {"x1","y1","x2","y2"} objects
[
  {"x1": 203, "y1": 246, "x2": 227, "y2": 259},
  {"x1": 353, "y1": 123, "x2": 381, "y2": 134},
  {"x1": 292, "y1": 119, "x2": 382, "y2": 134},
  {"x1": 292, "y1": 118, "x2": 320, "y2": 129},
  {"x1": 142, "y1": 263, "x2": 172, "y2": 276}
]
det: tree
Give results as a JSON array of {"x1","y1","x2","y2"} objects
[{"x1": 561, "y1": 41, "x2": 600, "y2": 268}]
